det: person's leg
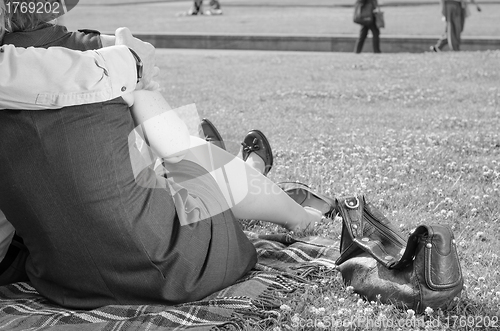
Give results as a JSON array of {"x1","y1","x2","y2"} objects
[
  {"x1": 0, "y1": 235, "x2": 29, "y2": 286},
  {"x1": 164, "y1": 136, "x2": 322, "y2": 231},
  {"x1": 447, "y1": 2, "x2": 462, "y2": 51},
  {"x1": 433, "y1": 26, "x2": 448, "y2": 51},
  {"x1": 129, "y1": 92, "x2": 322, "y2": 231},
  {"x1": 209, "y1": 0, "x2": 221, "y2": 9},
  {"x1": 459, "y1": 5, "x2": 466, "y2": 33},
  {"x1": 189, "y1": 0, "x2": 203, "y2": 15},
  {"x1": 243, "y1": 152, "x2": 266, "y2": 175},
  {"x1": 355, "y1": 25, "x2": 369, "y2": 53},
  {"x1": 370, "y1": 23, "x2": 381, "y2": 53}
]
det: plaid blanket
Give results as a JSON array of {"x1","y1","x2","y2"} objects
[{"x1": 0, "y1": 233, "x2": 339, "y2": 330}]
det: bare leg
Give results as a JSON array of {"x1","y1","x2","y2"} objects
[
  {"x1": 129, "y1": 92, "x2": 321, "y2": 231},
  {"x1": 165, "y1": 137, "x2": 321, "y2": 231},
  {"x1": 240, "y1": 151, "x2": 266, "y2": 175}
]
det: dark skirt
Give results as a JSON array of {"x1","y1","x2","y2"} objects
[{"x1": 0, "y1": 100, "x2": 256, "y2": 309}]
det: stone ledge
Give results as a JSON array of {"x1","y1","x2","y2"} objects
[{"x1": 127, "y1": 32, "x2": 500, "y2": 53}]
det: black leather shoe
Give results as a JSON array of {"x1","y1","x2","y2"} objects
[
  {"x1": 201, "y1": 118, "x2": 226, "y2": 150},
  {"x1": 241, "y1": 130, "x2": 273, "y2": 176}
]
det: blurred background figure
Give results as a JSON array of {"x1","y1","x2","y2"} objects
[
  {"x1": 188, "y1": 0, "x2": 223, "y2": 15},
  {"x1": 430, "y1": 0, "x2": 481, "y2": 51},
  {"x1": 353, "y1": 0, "x2": 381, "y2": 53}
]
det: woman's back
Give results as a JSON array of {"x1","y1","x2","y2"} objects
[
  {"x1": 0, "y1": 25, "x2": 256, "y2": 308},
  {"x1": 0, "y1": 25, "x2": 179, "y2": 307}
]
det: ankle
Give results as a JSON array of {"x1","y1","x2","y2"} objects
[
  {"x1": 285, "y1": 207, "x2": 322, "y2": 232},
  {"x1": 245, "y1": 153, "x2": 266, "y2": 175}
]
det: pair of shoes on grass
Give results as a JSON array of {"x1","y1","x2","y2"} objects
[{"x1": 200, "y1": 119, "x2": 272, "y2": 176}]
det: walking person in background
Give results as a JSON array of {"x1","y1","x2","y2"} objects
[
  {"x1": 353, "y1": 0, "x2": 381, "y2": 53},
  {"x1": 188, "y1": 0, "x2": 222, "y2": 15},
  {"x1": 430, "y1": 0, "x2": 481, "y2": 51}
]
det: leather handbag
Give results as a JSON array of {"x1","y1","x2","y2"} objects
[{"x1": 335, "y1": 196, "x2": 464, "y2": 312}]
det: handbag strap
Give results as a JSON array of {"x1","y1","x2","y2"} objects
[{"x1": 336, "y1": 195, "x2": 408, "y2": 268}]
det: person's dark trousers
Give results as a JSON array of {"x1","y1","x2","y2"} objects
[
  {"x1": 434, "y1": 1, "x2": 464, "y2": 51},
  {"x1": 191, "y1": 0, "x2": 203, "y2": 14},
  {"x1": 0, "y1": 234, "x2": 29, "y2": 286},
  {"x1": 209, "y1": 0, "x2": 221, "y2": 9},
  {"x1": 354, "y1": 21, "x2": 381, "y2": 53}
]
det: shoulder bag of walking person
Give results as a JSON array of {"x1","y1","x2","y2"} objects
[
  {"x1": 335, "y1": 196, "x2": 464, "y2": 312},
  {"x1": 353, "y1": 0, "x2": 374, "y2": 25}
]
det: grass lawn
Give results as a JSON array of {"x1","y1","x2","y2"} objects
[
  {"x1": 62, "y1": 1, "x2": 500, "y2": 37},
  {"x1": 153, "y1": 48, "x2": 500, "y2": 329}
]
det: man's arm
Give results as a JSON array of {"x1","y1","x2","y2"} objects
[
  {"x1": 0, "y1": 27, "x2": 157, "y2": 110},
  {"x1": 0, "y1": 44, "x2": 137, "y2": 110}
]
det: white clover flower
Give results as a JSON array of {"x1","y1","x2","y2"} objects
[
  {"x1": 280, "y1": 304, "x2": 292, "y2": 311},
  {"x1": 317, "y1": 307, "x2": 326, "y2": 314},
  {"x1": 317, "y1": 321, "x2": 326, "y2": 329},
  {"x1": 338, "y1": 298, "x2": 345, "y2": 303},
  {"x1": 290, "y1": 314, "x2": 300, "y2": 324},
  {"x1": 406, "y1": 309, "x2": 415, "y2": 318},
  {"x1": 345, "y1": 286, "x2": 354, "y2": 293},
  {"x1": 424, "y1": 307, "x2": 434, "y2": 315},
  {"x1": 378, "y1": 312, "x2": 387, "y2": 320}
]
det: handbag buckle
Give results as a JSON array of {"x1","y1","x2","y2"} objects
[{"x1": 345, "y1": 197, "x2": 360, "y2": 209}]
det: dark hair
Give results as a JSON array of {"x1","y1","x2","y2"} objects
[
  {"x1": 4, "y1": 0, "x2": 59, "y2": 33},
  {"x1": 1, "y1": 0, "x2": 6, "y2": 39}
]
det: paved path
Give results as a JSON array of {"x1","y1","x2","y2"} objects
[
  {"x1": 81, "y1": 0, "x2": 500, "y2": 6},
  {"x1": 64, "y1": 0, "x2": 499, "y2": 52}
]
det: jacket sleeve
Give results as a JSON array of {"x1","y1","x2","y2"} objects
[{"x1": 0, "y1": 44, "x2": 137, "y2": 110}]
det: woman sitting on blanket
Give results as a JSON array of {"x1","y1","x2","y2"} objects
[{"x1": 0, "y1": 0, "x2": 326, "y2": 309}]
